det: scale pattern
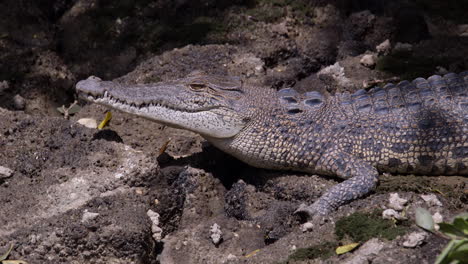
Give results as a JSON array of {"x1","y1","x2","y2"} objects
[{"x1": 76, "y1": 71, "x2": 468, "y2": 217}]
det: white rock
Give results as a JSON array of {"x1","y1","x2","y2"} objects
[
  {"x1": 13, "y1": 94, "x2": 26, "y2": 110},
  {"x1": 421, "y1": 194, "x2": 443, "y2": 207},
  {"x1": 376, "y1": 39, "x2": 391, "y2": 55},
  {"x1": 147, "y1": 209, "x2": 163, "y2": 242},
  {"x1": 81, "y1": 210, "x2": 99, "y2": 224},
  {"x1": 382, "y1": 209, "x2": 406, "y2": 220},
  {"x1": 432, "y1": 212, "x2": 443, "y2": 223},
  {"x1": 388, "y1": 193, "x2": 408, "y2": 211},
  {"x1": 210, "y1": 223, "x2": 223, "y2": 246},
  {"x1": 318, "y1": 62, "x2": 353, "y2": 87},
  {"x1": 343, "y1": 238, "x2": 384, "y2": 264},
  {"x1": 360, "y1": 54, "x2": 377, "y2": 68},
  {"x1": 301, "y1": 222, "x2": 314, "y2": 232},
  {"x1": 0, "y1": 166, "x2": 13, "y2": 179},
  {"x1": 77, "y1": 118, "x2": 98, "y2": 129},
  {"x1": 402, "y1": 232, "x2": 427, "y2": 248}
]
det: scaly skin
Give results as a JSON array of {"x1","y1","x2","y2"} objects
[{"x1": 76, "y1": 71, "x2": 468, "y2": 218}]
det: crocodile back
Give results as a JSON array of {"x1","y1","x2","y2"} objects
[
  {"x1": 331, "y1": 72, "x2": 468, "y2": 175},
  {"x1": 336, "y1": 72, "x2": 468, "y2": 118}
]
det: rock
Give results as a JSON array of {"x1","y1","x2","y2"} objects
[
  {"x1": 376, "y1": 39, "x2": 391, "y2": 55},
  {"x1": 382, "y1": 209, "x2": 406, "y2": 220},
  {"x1": 77, "y1": 118, "x2": 98, "y2": 129},
  {"x1": 0, "y1": 80, "x2": 9, "y2": 94},
  {"x1": 0, "y1": 166, "x2": 13, "y2": 179},
  {"x1": 458, "y1": 24, "x2": 468, "y2": 37},
  {"x1": 432, "y1": 212, "x2": 443, "y2": 224},
  {"x1": 360, "y1": 54, "x2": 377, "y2": 68},
  {"x1": 318, "y1": 62, "x2": 353, "y2": 87},
  {"x1": 343, "y1": 238, "x2": 385, "y2": 264},
  {"x1": 147, "y1": 209, "x2": 163, "y2": 242},
  {"x1": 13, "y1": 94, "x2": 26, "y2": 110},
  {"x1": 301, "y1": 222, "x2": 314, "y2": 232},
  {"x1": 420, "y1": 194, "x2": 442, "y2": 207},
  {"x1": 210, "y1": 223, "x2": 223, "y2": 246},
  {"x1": 393, "y1": 42, "x2": 413, "y2": 53},
  {"x1": 435, "y1": 66, "x2": 449, "y2": 75},
  {"x1": 81, "y1": 210, "x2": 99, "y2": 224},
  {"x1": 432, "y1": 212, "x2": 443, "y2": 231},
  {"x1": 388, "y1": 193, "x2": 408, "y2": 211},
  {"x1": 402, "y1": 232, "x2": 427, "y2": 248}
]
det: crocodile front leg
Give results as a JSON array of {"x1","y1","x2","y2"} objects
[{"x1": 296, "y1": 152, "x2": 379, "y2": 219}]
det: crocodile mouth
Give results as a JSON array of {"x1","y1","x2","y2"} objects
[{"x1": 81, "y1": 90, "x2": 220, "y2": 113}]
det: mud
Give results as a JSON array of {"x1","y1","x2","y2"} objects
[{"x1": 0, "y1": 0, "x2": 467, "y2": 263}]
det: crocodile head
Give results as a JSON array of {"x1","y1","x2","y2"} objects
[{"x1": 76, "y1": 72, "x2": 257, "y2": 138}]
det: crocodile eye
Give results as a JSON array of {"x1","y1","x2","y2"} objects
[{"x1": 189, "y1": 83, "x2": 207, "y2": 90}]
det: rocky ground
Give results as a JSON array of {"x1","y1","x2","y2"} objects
[{"x1": 0, "y1": 0, "x2": 467, "y2": 263}]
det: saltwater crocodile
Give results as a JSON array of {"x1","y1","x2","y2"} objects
[{"x1": 76, "y1": 71, "x2": 468, "y2": 219}]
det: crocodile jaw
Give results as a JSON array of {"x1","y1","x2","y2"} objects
[{"x1": 76, "y1": 76, "x2": 246, "y2": 138}]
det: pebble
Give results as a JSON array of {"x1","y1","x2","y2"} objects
[
  {"x1": 13, "y1": 94, "x2": 26, "y2": 110},
  {"x1": 360, "y1": 54, "x2": 377, "y2": 68},
  {"x1": 432, "y1": 212, "x2": 443, "y2": 224},
  {"x1": 0, "y1": 80, "x2": 9, "y2": 94},
  {"x1": 388, "y1": 193, "x2": 407, "y2": 211},
  {"x1": 420, "y1": 194, "x2": 443, "y2": 207},
  {"x1": 147, "y1": 210, "x2": 163, "y2": 242},
  {"x1": 402, "y1": 232, "x2": 427, "y2": 248},
  {"x1": 210, "y1": 223, "x2": 223, "y2": 246},
  {"x1": 81, "y1": 210, "x2": 99, "y2": 224},
  {"x1": 376, "y1": 39, "x2": 391, "y2": 55},
  {"x1": 0, "y1": 166, "x2": 13, "y2": 179},
  {"x1": 343, "y1": 238, "x2": 385, "y2": 264},
  {"x1": 301, "y1": 222, "x2": 314, "y2": 232},
  {"x1": 382, "y1": 209, "x2": 406, "y2": 220}
]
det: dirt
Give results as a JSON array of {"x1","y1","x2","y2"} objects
[{"x1": 0, "y1": 1, "x2": 467, "y2": 263}]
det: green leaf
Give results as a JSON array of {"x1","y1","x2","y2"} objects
[
  {"x1": 448, "y1": 240, "x2": 468, "y2": 262},
  {"x1": 67, "y1": 104, "x2": 82, "y2": 115},
  {"x1": 435, "y1": 239, "x2": 458, "y2": 264},
  {"x1": 415, "y1": 207, "x2": 434, "y2": 231},
  {"x1": 0, "y1": 244, "x2": 12, "y2": 261},
  {"x1": 453, "y1": 218, "x2": 468, "y2": 236},
  {"x1": 454, "y1": 213, "x2": 468, "y2": 221},
  {"x1": 56, "y1": 106, "x2": 65, "y2": 114},
  {"x1": 439, "y1": 223, "x2": 466, "y2": 240}
]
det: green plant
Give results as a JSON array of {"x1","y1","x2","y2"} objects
[{"x1": 415, "y1": 208, "x2": 468, "y2": 264}]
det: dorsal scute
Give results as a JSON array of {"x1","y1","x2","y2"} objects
[
  {"x1": 278, "y1": 88, "x2": 302, "y2": 114},
  {"x1": 303, "y1": 91, "x2": 324, "y2": 108},
  {"x1": 278, "y1": 88, "x2": 299, "y2": 104}
]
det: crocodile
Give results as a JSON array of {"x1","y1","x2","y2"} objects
[{"x1": 76, "y1": 71, "x2": 468, "y2": 219}]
